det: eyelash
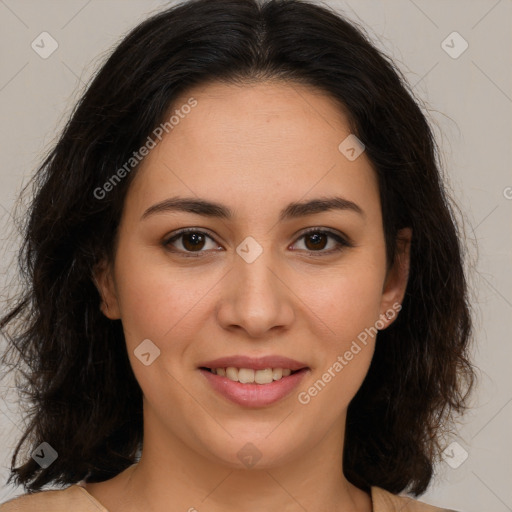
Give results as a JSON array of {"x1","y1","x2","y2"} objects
[{"x1": 162, "y1": 227, "x2": 352, "y2": 258}]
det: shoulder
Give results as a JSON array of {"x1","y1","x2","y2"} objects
[
  {"x1": 0, "y1": 484, "x2": 108, "y2": 512},
  {"x1": 371, "y1": 486, "x2": 461, "y2": 512}
]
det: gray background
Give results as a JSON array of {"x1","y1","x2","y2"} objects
[{"x1": 0, "y1": 1, "x2": 511, "y2": 510}]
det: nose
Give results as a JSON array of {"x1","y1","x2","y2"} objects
[{"x1": 215, "y1": 247, "x2": 295, "y2": 339}]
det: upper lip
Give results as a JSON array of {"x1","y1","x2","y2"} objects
[{"x1": 198, "y1": 355, "x2": 308, "y2": 371}]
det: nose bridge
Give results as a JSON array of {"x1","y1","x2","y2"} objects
[
  {"x1": 234, "y1": 233, "x2": 282, "y2": 303},
  {"x1": 217, "y1": 234, "x2": 294, "y2": 336}
]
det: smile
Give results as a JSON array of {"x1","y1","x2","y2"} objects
[
  {"x1": 199, "y1": 367, "x2": 309, "y2": 408},
  {"x1": 202, "y1": 367, "x2": 298, "y2": 384}
]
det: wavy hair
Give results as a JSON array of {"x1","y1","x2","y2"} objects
[{"x1": 0, "y1": 0, "x2": 476, "y2": 496}]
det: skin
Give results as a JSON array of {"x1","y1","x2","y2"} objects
[{"x1": 89, "y1": 80, "x2": 411, "y2": 512}]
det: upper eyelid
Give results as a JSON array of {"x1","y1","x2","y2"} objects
[
  {"x1": 165, "y1": 228, "x2": 219, "y2": 246},
  {"x1": 165, "y1": 227, "x2": 348, "y2": 250}
]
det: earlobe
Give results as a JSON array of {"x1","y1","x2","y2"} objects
[
  {"x1": 379, "y1": 227, "x2": 412, "y2": 328},
  {"x1": 92, "y1": 258, "x2": 121, "y2": 320}
]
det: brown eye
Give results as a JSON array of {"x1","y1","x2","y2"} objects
[
  {"x1": 292, "y1": 229, "x2": 351, "y2": 255},
  {"x1": 181, "y1": 232, "x2": 206, "y2": 251},
  {"x1": 304, "y1": 232, "x2": 329, "y2": 251},
  {"x1": 164, "y1": 227, "x2": 351, "y2": 257},
  {"x1": 164, "y1": 229, "x2": 218, "y2": 254}
]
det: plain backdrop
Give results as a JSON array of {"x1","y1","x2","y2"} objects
[{"x1": 0, "y1": 1, "x2": 511, "y2": 511}]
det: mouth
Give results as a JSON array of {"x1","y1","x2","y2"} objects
[
  {"x1": 198, "y1": 362, "x2": 309, "y2": 407},
  {"x1": 197, "y1": 355, "x2": 310, "y2": 407}
]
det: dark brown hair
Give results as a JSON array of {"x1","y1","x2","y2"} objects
[{"x1": 0, "y1": 0, "x2": 476, "y2": 497}]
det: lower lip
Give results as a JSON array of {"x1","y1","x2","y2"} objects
[{"x1": 199, "y1": 368, "x2": 309, "y2": 408}]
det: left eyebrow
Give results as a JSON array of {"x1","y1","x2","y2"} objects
[
  {"x1": 280, "y1": 196, "x2": 364, "y2": 221},
  {"x1": 140, "y1": 195, "x2": 365, "y2": 221}
]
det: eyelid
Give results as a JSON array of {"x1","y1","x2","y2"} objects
[
  {"x1": 163, "y1": 226, "x2": 352, "y2": 256},
  {"x1": 163, "y1": 228, "x2": 220, "y2": 256},
  {"x1": 291, "y1": 227, "x2": 353, "y2": 254},
  {"x1": 296, "y1": 227, "x2": 351, "y2": 244}
]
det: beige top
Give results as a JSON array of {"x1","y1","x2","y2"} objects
[{"x1": 0, "y1": 484, "x2": 459, "y2": 511}]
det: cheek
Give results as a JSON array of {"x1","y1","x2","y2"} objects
[
  {"x1": 292, "y1": 256, "x2": 385, "y2": 398},
  {"x1": 112, "y1": 244, "x2": 223, "y2": 353},
  {"x1": 294, "y1": 272, "x2": 382, "y2": 414},
  {"x1": 297, "y1": 262, "x2": 385, "y2": 340},
  {"x1": 112, "y1": 246, "x2": 180, "y2": 343},
  {"x1": 112, "y1": 250, "x2": 205, "y2": 400}
]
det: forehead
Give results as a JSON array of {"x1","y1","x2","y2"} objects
[
  {"x1": 164, "y1": 79, "x2": 353, "y2": 162},
  {"x1": 127, "y1": 80, "x2": 380, "y2": 222}
]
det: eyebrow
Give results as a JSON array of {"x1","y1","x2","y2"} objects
[{"x1": 141, "y1": 195, "x2": 364, "y2": 222}]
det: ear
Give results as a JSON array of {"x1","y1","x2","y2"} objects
[
  {"x1": 92, "y1": 258, "x2": 121, "y2": 320},
  {"x1": 379, "y1": 228, "x2": 412, "y2": 328}
]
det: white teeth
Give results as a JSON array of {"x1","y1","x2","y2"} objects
[
  {"x1": 272, "y1": 368, "x2": 282, "y2": 380},
  {"x1": 211, "y1": 367, "x2": 296, "y2": 384},
  {"x1": 238, "y1": 368, "x2": 254, "y2": 383},
  {"x1": 255, "y1": 368, "x2": 273, "y2": 384},
  {"x1": 225, "y1": 367, "x2": 239, "y2": 381}
]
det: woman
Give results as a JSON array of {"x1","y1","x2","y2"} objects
[{"x1": 0, "y1": 0, "x2": 475, "y2": 510}]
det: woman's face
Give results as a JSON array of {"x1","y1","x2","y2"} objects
[{"x1": 95, "y1": 80, "x2": 410, "y2": 470}]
